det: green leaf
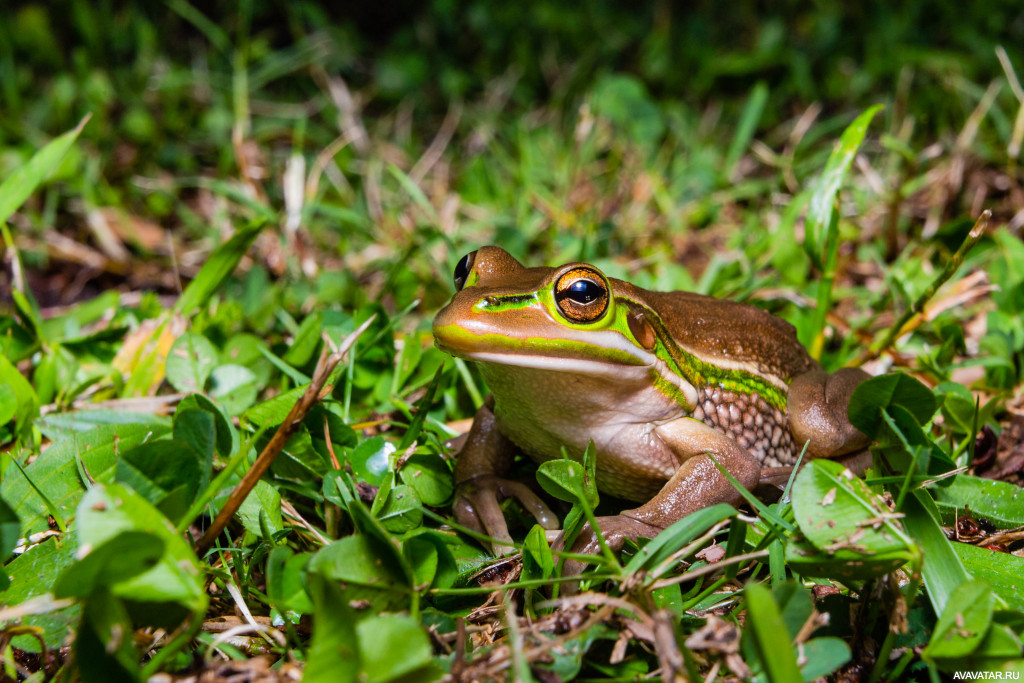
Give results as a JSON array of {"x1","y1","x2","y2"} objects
[
  {"x1": 177, "y1": 393, "x2": 236, "y2": 457},
  {"x1": 744, "y1": 581, "x2": 803, "y2": 683},
  {"x1": 207, "y1": 363, "x2": 259, "y2": 415},
  {"x1": 236, "y1": 479, "x2": 283, "y2": 538},
  {"x1": 953, "y1": 542, "x2": 1024, "y2": 612},
  {"x1": 0, "y1": 494, "x2": 21, "y2": 564},
  {"x1": 848, "y1": 373, "x2": 938, "y2": 440},
  {"x1": 923, "y1": 580, "x2": 994, "y2": 661},
  {"x1": 398, "y1": 452, "x2": 453, "y2": 506},
  {"x1": 805, "y1": 105, "x2": 882, "y2": 259},
  {"x1": 522, "y1": 524, "x2": 555, "y2": 580},
  {"x1": 622, "y1": 503, "x2": 736, "y2": 576},
  {"x1": 308, "y1": 535, "x2": 409, "y2": 611},
  {"x1": 349, "y1": 437, "x2": 395, "y2": 487},
  {"x1": 932, "y1": 475, "x2": 1024, "y2": 529},
  {"x1": 1, "y1": 422, "x2": 171, "y2": 534},
  {"x1": 36, "y1": 409, "x2": 172, "y2": 441},
  {"x1": 75, "y1": 593, "x2": 139, "y2": 683},
  {"x1": 356, "y1": 614, "x2": 440, "y2": 683},
  {"x1": 174, "y1": 222, "x2": 265, "y2": 316},
  {"x1": 115, "y1": 440, "x2": 203, "y2": 524},
  {"x1": 724, "y1": 81, "x2": 768, "y2": 179},
  {"x1": 53, "y1": 531, "x2": 164, "y2": 598},
  {"x1": 1, "y1": 537, "x2": 80, "y2": 651},
  {"x1": 799, "y1": 637, "x2": 852, "y2": 681},
  {"x1": 75, "y1": 484, "x2": 207, "y2": 628},
  {"x1": 304, "y1": 573, "x2": 360, "y2": 683},
  {"x1": 164, "y1": 333, "x2": 218, "y2": 393},
  {"x1": 266, "y1": 547, "x2": 313, "y2": 616},
  {"x1": 903, "y1": 490, "x2": 971, "y2": 616},
  {"x1": 788, "y1": 460, "x2": 918, "y2": 580},
  {"x1": 0, "y1": 352, "x2": 38, "y2": 439},
  {"x1": 377, "y1": 484, "x2": 422, "y2": 533},
  {"x1": 172, "y1": 408, "x2": 216, "y2": 489},
  {"x1": 0, "y1": 116, "x2": 88, "y2": 226}
]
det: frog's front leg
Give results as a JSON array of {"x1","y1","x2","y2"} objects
[
  {"x1": 452, "y1": 401, "x2": 559, "y2": 554},
  {"x1": 787, "y1": 367, "x2": 870, "y2": 458},
  {"x1": 562, "y1": 419, "x2": 760, "y2": 574}
]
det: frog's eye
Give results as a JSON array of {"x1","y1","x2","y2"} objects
[
  {"x1": 453, "y1": 251, "x2": 476, "y2": 291},
  {"x1": 554, "y1": 267, "x2": 609, "y2": 323}
]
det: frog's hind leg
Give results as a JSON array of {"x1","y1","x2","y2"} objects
[{"x1": 787, "y1": 368, "x2": 871, "y2": 459}]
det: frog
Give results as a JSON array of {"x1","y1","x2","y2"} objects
[{"x1": 432, "y1": 246, "x2": 870, "y2": 565}]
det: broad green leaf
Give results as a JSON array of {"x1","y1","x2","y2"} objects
[
  {"x1": 0, "y1": 353, "x2": 37, "y2": 439},
  {"x1": 799, "y1": 637, "x2": 852, "y2": 681},
  {"x1": 176, "y1": 393, "x2": 236, "y2": 456},
  {"x1": 349, "y1": 437, "x2": 395, "y2": 487},
  {"x1": 308, "y1": 536, "x2": 409, "y2": 613},
  {"x1": 36, "y1": 409, "x2": 172, "y2": 441},
  {"x1": 403, "y1": 534, "x2": 439, "y2": 587},
  {"x1": 242, "y1": 383, "x2": 306, "y2": 426},
  {"x1": 304, "y1": 573, "x2": 360, "y2": 683},
  {"x1": 923, "y1": 580, "x2": 994, "y2": 660},
  {"x1": 172, "y1": 408, "x2": 216, "y2": 489},
  {"x1": 0, "y1": 116, "x2": 88, "y2": 226},
  {"x1": 53, "y1": 531, "x2": 164, "y2": 598},
  {"x1": 933, "y1": 475, "x2": 1024, "y2": 529},
  {"x1": 848, "y1": 373, "x2": 938, "y2": 440},
  {"x1": 75, "y1": 593, "x2": 139, "y2": 683},
  {"x1": 0, "y1": 495, "x2": 20, "y2": 563},
  {"x1": 115, "y1": 440, "x2": 203, "y2": 524},
  {"x1": 398, "y1": 452, "x2": 453, "y2": 506},
  {"x1": 789, "y1": 459, "x2": 918, "y2": 579},
  {"x1": 1, "y1": 537, "x2": 80, "y2": 651},
  {"x1": 76, "y1": 484, "x2": 207, "y2": 628},
  {"x1": 377, "y1": 484, "x2": 422, "y2": 533},
  {"x1": 164, "y1": 333, "x2": 218, "y2": 393},
  {"x1": 403, "y1": 531, "x2": 457, "y2": 590},
  {"x1": 266, "y1": 547, "x2": 313, "y2": 616},
  {"x1": 953, "y1": 542, "x2": 1024, "y2": 612},
  {"x1": 1, "y1": 422, "x2": 170, "y2": 534},
  {"x1": 237, "y1": 479, "x2": 283, "y2": 537},
  {"x1": 207, "y1": 363, "x2": 259, "y2": 415},
  {"x1": 174, "y1": 222, "x2": 265, "y2": 316},
  {"x1": 744, "y1": 581, "x2": 803, "y2": 683},
  {"x1": 356, "y1": 614, "x2": 440, "y2": 683}
]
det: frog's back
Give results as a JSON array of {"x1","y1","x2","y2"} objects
[{"x1": 631, "y1": 288, "x2": 818, "y2": 384}]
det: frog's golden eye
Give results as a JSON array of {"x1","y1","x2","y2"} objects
[
  {"x1": 453, "y1": 251, "x2": 476, "y2": 291},
  {"x1": 554, "y1": 267, "x2": 609, "y2": 323}
]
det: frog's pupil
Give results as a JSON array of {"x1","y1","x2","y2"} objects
[
  {"x1": 568, "y1": 279, "x2": 600, "y2": 304},
  {"x1": 453, "y1": 254, "x2": 471, "y2": 290}
]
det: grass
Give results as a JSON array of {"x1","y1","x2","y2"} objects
[{"x1": 2, "y1": 1, "x2": 1024, "y2": 680}]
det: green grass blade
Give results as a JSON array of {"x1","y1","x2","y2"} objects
[
  {"x1": 744, "y1": 581, "x2": 803, "y2": 683},
  {"x1": 723, "y1": 81, "x2": 768, "y2": 180},
  {"x1": 807, "y1": 105, "x2": 882, "y2": 357},
  {"x1": 903, "y1": 490, "x2": 971, "y2": 615},
  {"x1": 174, "y1": 222, "x2": 265, "y2": 316},
  {"x1": 0, "y1": 115, "x2": 89, "y2": 226}
]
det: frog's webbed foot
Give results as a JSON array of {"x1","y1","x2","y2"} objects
[
  {"x1": 557, "y1": 515, "x2": 662, "y2": 578},
  {"x1": 454, "y1": 476, "x2": 559, "y2": 555}
]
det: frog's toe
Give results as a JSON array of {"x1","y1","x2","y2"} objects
[
  {"x1": 558, "y1": 515, "x2": 662, "y2": 578},
  {"x1": 454, "y1": 476, "x2": 559, "y2": 555}
]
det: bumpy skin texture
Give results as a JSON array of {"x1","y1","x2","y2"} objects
[{"x1": 434, "y1": 247, "x2": 870, "y2": 568}]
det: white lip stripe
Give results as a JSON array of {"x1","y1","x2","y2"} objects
[{"x1": 460, "y1": 326, "x2": 701, "y2": 407}]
